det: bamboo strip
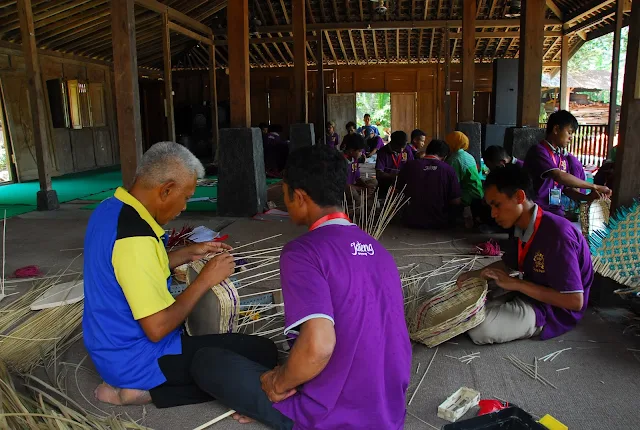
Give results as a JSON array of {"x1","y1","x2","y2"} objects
[
  {"x1": 408, "y1": 347, "x2": 438, "y2": 406},
  {"x1": 192, "y1": 409, "x2": 236, "y2": 430}
]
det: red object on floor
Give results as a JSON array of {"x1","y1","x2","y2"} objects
[
  {"x1": 477, "y1": 399, "x2": 510, "y2": 416},
  {"x1": 476, "y1": 239, "x2": 502, "y2": 256},
  {"x1": 13, "y1": 265, "x2": 43, "y2": 278}
]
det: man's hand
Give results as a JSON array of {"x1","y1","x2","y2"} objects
[
  {"x1": 481, "y1": 268, "x2": 520, "y2": 291},
  {"x1": 187, "y1": 241, "x2": 233, "y2": 261},
  {"x1": 260, "y1": 368, "x2": 297, "y2": 403},
  {"x1": 592, "y1": 184, "x2": 612, "y2": 199},
  {"x1": 195, "y1": 252, "x2": 236, "y2": 287}
]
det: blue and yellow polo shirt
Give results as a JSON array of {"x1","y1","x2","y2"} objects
[{"x1": 83, "y1": 187, "x2": 182, "y2": 390}]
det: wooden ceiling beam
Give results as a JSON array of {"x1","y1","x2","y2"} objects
[
  {"x1": 564, "y1": 0, "x2": 615, "y2": 27},
  {"x1": 566, "y1": 6, "x2": 616, "y2": 34},
  {"x1": 546, "y1": 0, "x2": 563, "y2": 19},
  {"x1": 449, "y1": 30, "x2": 562, "y2": 39},
  {"x1": 2, "y1": 0, "x2": 103, "y2": 34},
  {"x1": 586, "y1": 14, "x2": 630, "y2": 40},
  {"x1": 372, "y1": 29, "x2": 379, "y2": 61},
  {"x1": 135, "y1": 0, "x2": 212, "y2": 35},
  {"x1": 396, "y1": 29, "x2": 400, "y2": 59},
  {"x1": 325, "y1": 30, "x2": 339, "y2": 64},
  {"x1": 360, "y1": 30, "x2": 369, "y2": 64},
  {"x1": 35, "y1": 9, "x2": 112, "y2": 44},
  {"x1": 336, "y1": 30, "x2": 349, "y2": 64},
  {"x1": 348, "y1": 30, "x2": 359, "y2": 64}
]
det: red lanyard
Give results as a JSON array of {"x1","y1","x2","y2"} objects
[
  {"x1": 391, "y1": 152, "x2": 402, "y2": 169},
  {"x1": 309, "y1": 212, "x2": 352, "y2": 231},
  {"x1": 543, "y1": 142, "x2": 563, "y2": 187},
  {"x1": 517, "y1": 207, "x2": 544, "y2": 272},
  {"x1": 424, "y1": 155, "x2": 439, "y2": 160}
]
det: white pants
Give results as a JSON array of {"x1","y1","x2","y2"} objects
[{"x1": 468, "y1": 296, "x2": 542, "y2": 345}]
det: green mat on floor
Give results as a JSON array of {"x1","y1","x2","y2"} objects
[{"x1": 0, "y1": 204, "x2": 38, "y2": 218}]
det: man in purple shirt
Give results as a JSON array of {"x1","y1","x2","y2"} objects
[
  {"x1": 376, "y1": 130, "x2": 414, "y2": 196},
  {"x1": 322, "y1": 121, "x2": 340, "y2": 149},
  {"x1": 227, "y1": 145, "x2": 410, "y2": 429},
  {"x1": 457, "y1": 165, "x2": 594, "y2": 344},
  {"x1": 343, "y1": 133, "x2": 377, "y2": 199},
  {"x1": 365, "y1": 129, "x2": 385, "y2": 157},
  {"x1": 483, "y1": 145, "x2": 523, "y2": 172},
  {"x1": 523, "y1": 110, "x2": 611, "y2": 216},
  {"x1": 398, "y1": 139, "x2": 461, "y2": 229},
  {"x1": 409, "y1": 129, "x2": 427, "y2": 159}
]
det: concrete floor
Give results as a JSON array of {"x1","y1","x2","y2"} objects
[{"x1": 3, "y1": 196, "x2": 640, "y2": 429}]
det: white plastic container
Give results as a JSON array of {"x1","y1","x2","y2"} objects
[{"x1": 437, "y1": 387, "x2": 481, "y2": 423}]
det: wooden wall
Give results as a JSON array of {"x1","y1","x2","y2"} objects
[{"x1": 0, "y1": 45, "x2": 118, "y2": 182}]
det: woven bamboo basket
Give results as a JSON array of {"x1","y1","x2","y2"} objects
[
  {"x1": 580, "y1": 199, "x2": 610, "y2": 238},
  {"x1": 410, "y1": 278, "x2": 488, "y2": 347},
  {"x1": 184, "y1": 260, "x2": 240, "y2": 335},
  {"x1": 174, "y1": 263, "x2": 188, "y2": 283}
]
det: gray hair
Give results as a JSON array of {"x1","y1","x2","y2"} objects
[{"x1": 135, "y1": 142, "x2": 205, "y2": 186}]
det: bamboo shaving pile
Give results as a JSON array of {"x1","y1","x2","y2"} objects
[{"x1": 0, "y1": 361, "x2": 146, "y2": 429}]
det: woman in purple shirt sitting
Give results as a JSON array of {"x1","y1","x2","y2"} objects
[{"x1": 457, "y1": 165, "x2": 594, "y2": 344}]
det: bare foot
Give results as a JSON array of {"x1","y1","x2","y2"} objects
[
  {"x1": 232, "y1": 413, "x2": 255, "y2": 424},
  {"x1": 94, "y1": 382, "x2": 152, "y2": 406}
]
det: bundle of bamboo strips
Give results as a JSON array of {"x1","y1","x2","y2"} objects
[
  {"x1": 0, "y1": 361, "x2": 146, "y2": 429},
  {"x1": 344, "y1": 184, "x2": 410, "y2": 240}
]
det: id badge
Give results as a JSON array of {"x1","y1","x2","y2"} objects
[{"x1": 549, "y1": 187, "x2": 561, "y2": 206}]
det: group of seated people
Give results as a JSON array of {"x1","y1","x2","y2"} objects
[{"x1": 82, "y1": 109, "x2": 610, "y2": 427}]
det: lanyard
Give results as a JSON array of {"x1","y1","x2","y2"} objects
[
  {"x1": 517, "y1": 207, "x2": 544, "y2": 272},
  {"x1": 309, "y1": 212, "x2": 352, "y2": 231},
  {"x1": 424, "y1": 155, "x2": 439, "y2": 160},
  {"x1": 391, "y1": 152, "x2": 402, "y2": 169},
  {"x1": 543, "y1": 142, "x2": 563, "y2": 187}
]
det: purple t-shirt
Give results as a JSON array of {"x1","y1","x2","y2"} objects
[
  {"x1": 325, "y1": 132, "x2": 340, "y2": 149},
  {"x1": 375, "y1": 145, "x2": 414, "y2": 175},
  {"x1": 565, "y1": 152, "x2": 586, "y2": 194},
  {"x1": 274, "y1": 220, "x2": 411, "y2": 430},
  {"x1": 513, "y1": 158, "x2": 524, "y2": 168},
  {"x1": 502, "y1": 209, "x2": 593, "y2": 340},
  {"x1": 367, "y1": 136, "x2": 385, "y2": 154},
  {"x1": 398, "y1": 157, "x2": 461, "y2": 228},
  {"x1": 344, "y1": 154, "x2": 361, "y2": 185},
  {"x1": 523, "y1": 141, "x2": 568, "y2": 216}
]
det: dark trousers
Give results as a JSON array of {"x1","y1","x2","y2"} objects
[{"x1": 150, "y1": 334, "x2": 294, "y2": 430}]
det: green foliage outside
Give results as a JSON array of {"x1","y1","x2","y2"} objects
[
  {"x1": 356, "y1": 93, "x2": 391, "y2": 129},
  {"x1": 568, "y1": 27, "x2": 629, "y2": 105}
]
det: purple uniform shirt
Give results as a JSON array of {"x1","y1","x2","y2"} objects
[
  {"x1": 344, "y1": 154, "x2": 361, "y2": 185},
  {"x1": 274, "y1": 219, "x2": 411, "y2": 430},
  {"x1": 325, "y1": 132, "x2": 340, "y2": 149},
  {"x1": 523, "y1": 141, "x2": 568, "y2": 216},
  {"x1": 398, "y1": 157, "x2": 461, "y2": 228},
  {"x1": 502, "y1": 208, "x2": 593, "y2": 340},
  {"x1": 375, "y1": 144, "x2": 414, "y2": 175},
  {"x1": 367, "y1": 136, "x2": 385, "y2": 154},
  {"x1": 513, "y1": 157, "x2": 524, "y2": 168}
]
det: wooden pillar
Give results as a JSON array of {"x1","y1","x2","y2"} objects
[
  {"x1": 559, "y1": 35, "x2": 570, "y2": 111},
  {"x1": 292, "y1": 0, "x2": 308, "y2": 123},
  {"x1": 227, "y1": 0, "x2": 250, "y2": 127},
  {"x1": 444, "y1": 26, "x2": 451, "y2": 135},
  {"x1": 607, "y1": 0, "x2": 625, "y2": 157},
  {"x1": 112, "y1": 0, "x2": 143, "y2": 187},
  {"x1": 517, "y1": 0, "x2": 546, "y2": 127},
  {"x1": 316, "y1": 33, "x2": 325, "y2": 132},
  {"x1": 460, "y1": 0, "x2": 475, "y2": 122},
  {"x1": 17, "y1": 0, "x2": 58, "y2": 210},
  {"x1": 162, "y1": 12, "x2": 175, "y2": 142},
  {"x1": 209, "y1": 41, "x2": 219, "y2": 159},
  {"x1": 612, "y1": 0, "x2": 640, "y2": 210}
]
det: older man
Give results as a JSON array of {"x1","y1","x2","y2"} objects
[{"x1": 83, "y1": 142, "x2": 285, "y2": 427}]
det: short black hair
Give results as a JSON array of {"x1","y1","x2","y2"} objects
[
  {"x1": 343, "y1": 133, "x2": 366, "y2": 151},
  {"x1": 483, "y1": 145, "x2": 508, "y2": 163},
  {"x1": 425, "y1": 139, "x2": 449, "y2": 158},
  {"x1": 283, "y1": 145, "x2": 346, "y2": 207},
  {"x1": 346, "y1": 121, "x2": 357, "y2": 130},
  {"x1": 268, "y1": 124, "x2": 283, "y2": 133},
  {"x1": 411, "y1": 129, "x2": 426, "y2": 141},
  {"x1": 258, "y1": 122, "x2": 269, "y2": 129},
  {"x1": 546, "y1": 110, "x2": 579, "y2": 135},
  {"x1": 390, "y1": 130, "x2": 407, "y2": 149},
  {"x1": 364, "y1": 113, "x2": 371, "y2": 118},
  {"x1": 484, "y1": 164, "x2": 534, "y2": 200}
]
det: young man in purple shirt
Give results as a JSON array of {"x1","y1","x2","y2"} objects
[
  {"x1": 523, "y1": 110, "x2": 611, "y2": 216},
  {"x1": 409, "y1": 129, "x2": 427, "y2": 159},
  {"x1": 398, "y1": 139, "x2": 461, "y2": 229},
  {"x1": 376, "y1": 130, "x2": 414, "y2": 196},
  {"x1": 483, "y1": 145, "x2": 523, "y2": 172},
  {"x1": 322, "y1": 121, "x2": 340, "y2": 149},
  {"x1": 225, "y1": 145, "x2": 410, "y2": 429},
  {"x1": 365, "y1": 129, "x2": 385, "y2": 157},
  {"x1": 457, "y1": 165, "x2": 594, "y2": 344},
  {"x1": 344, "y1": 133, "x2": 377, "y2": 202}
]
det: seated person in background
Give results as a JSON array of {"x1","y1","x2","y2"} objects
[
  {"x1": 340, "y1": 121, "x2": 357, "y2": 151},
  {"x1": 483, "y1": 145, "x2": 523, "y2": 171},
  {"x1": 258, "y1": 145, "x2": 411, "y2": 429},
  {"x1": 356, "y1": 113, "x2": 380, "y2": 136},
  {"x1": 265, "y1": 124, "x2": 289, "y2": 174},
  {"x1": 398, "y1": 139, "x2": 461, "y2": 229},
  {"x1": 84, "y1": 143, "x2": 279, "y2": 423},
  {"x1": 523, "y1": 110, "x2": 611, "y2": 217},
  {"x1": 409, "y1": 129, "x2": 427, "y2": 159},
  {"x1": 445, "y1": 131, "x2": 484, "y2": 227},
  {"x1": 457, "y1": 165, "x2": 593, "y2": 345},
  {"x1": 365, "y1": 128, "x2": 385, "y2": 158},
  {"x1": 344, "y1": 133, "x2": 378, "y2": 202},
  {"x1": 259, "y1": 122, "x2": 269, "y2": 137},
  {"x1": 323, "y1": 121, "x2": 340, "y2": 149},
  {"x1": 376, "y1": 130, "x2": 415, "y2": 196}
]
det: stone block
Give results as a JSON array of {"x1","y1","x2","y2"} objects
[
  {"x1": 289, "y1": 123, "x2": 315, "y2": 152},
  {"x1": 504, "y1": 127, "x2": 545, "y2": 160},
  {"x1": 482, "y1": 124, "x2": 510, "y2": 151},
  {"x1": 456, "y1": 121, "x2": 482, "y2": 165},
  {"x1": 36, "y1": 190, "x2": 60, "y2": 211},
  {"x1": 218, "y1": 127, "x2": 267, "y2": 217}
]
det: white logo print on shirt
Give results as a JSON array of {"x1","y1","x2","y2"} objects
[{"x1": 351, "y1": 241, "x2": 375, "y2": 256}]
